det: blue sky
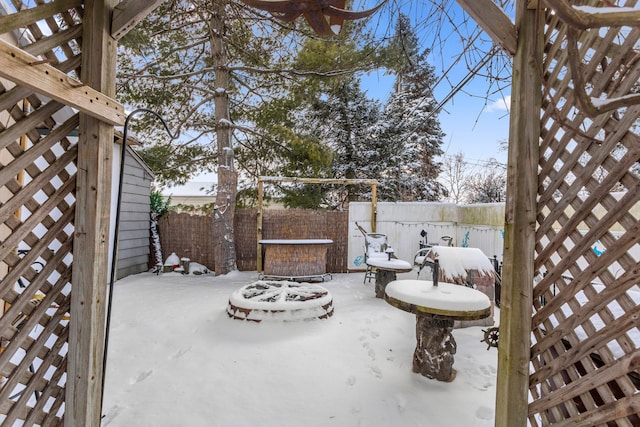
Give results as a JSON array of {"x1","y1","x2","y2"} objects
[
  {"x1": 361, "y1": 70, "x2": 510, "y2": 165},
  {"x1": 359, "y1": 0, "x2": 513, "y2": 166}
]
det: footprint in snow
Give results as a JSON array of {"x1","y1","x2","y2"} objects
[
  {"x1": 132, "y1": 369, "x2": 153, "y2": 384},
  {"x1": 475, "y1": 406, "x2": 494, "y2": 420},
  {"x1": 101, "y1": 405, "x2": 121, "y2": 426},
  {"x1": 169, "y1": 346, "x2": 191, "y2": 360},
  {"x1": 370, "y1": 365, "x2": 382, "y2": 378}
]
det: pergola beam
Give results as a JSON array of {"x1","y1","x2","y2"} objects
[
  {"x1": 111, "y1": 0, "x2": 166, "y2": 40},
  {"x1": 456, "y1": 0, "x2": 517, "y2": 56},
  {"x1": 0, "y1": 39, "x2": 125, "y2": 126}
]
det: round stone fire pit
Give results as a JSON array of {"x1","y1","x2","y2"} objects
[{"x1": 227, "y1": 281, "x2": 334, "y2": 322}]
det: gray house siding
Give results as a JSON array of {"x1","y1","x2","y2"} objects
[{"x1": 117, "y1": 147, "x2": 154, "y2": 279}]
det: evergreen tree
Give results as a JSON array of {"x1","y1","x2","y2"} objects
[
  {"x1": 247, "y1": 26, "x2": 394, "y2": 208},
  {"x1": 307, "y1": 78, "x2": 385, "y2": 194},
  {"x1": 376, "y1": 14, "x2": 445, "y2": 201}
]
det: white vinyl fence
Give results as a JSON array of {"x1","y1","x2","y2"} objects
[{"x1": 348, "y1": 202, "x2": 505, "y2": 271}]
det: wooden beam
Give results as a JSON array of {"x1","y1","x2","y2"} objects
[
  {"x1": 0, "y1": 39, "x2": 125, "y2": 126},
  {"x1": 111, "y1": 0, "x2": 166, "y2": 40},
  {"x1": 257, "y1": 179, "x2": 264, "y2": 272},
  {"x1": 494, "y1": 1, "x2": 541, "y2": 426},
  {"x1": 66, "y1": 0, "x2": 118, "y2": 425},
  {"x1": 0, "y1": 0, "x2": 82, "y2": 34},
  {"x1": 259, "y1": 176, "x2": 377, "y2": 186},
  {"x1": 371, "y1": 182, "x2": 377, "y2": 233},
  {"x1": 456, "y1": 0, "x2": 517, "y2": 56}
]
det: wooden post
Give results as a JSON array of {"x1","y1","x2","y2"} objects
[
  {"x1": 371, "y1": 181, "x2": 377, "y2": 233},
  {"x1": 494, "y1": 1, "x2": 541, "y2": 426},
  {"x1": 257, "y1": 178, "x2": 263, "y2": 272},
  {"x1": 66, "y1": 1, "x2": 117, "y2": 425}
]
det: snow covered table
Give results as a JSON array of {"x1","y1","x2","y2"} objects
[
  {"x1": 259, "y1": 239, "x2": 333, "y2": 281},
  {"x1": 384, "y1": 279, "x2": 491, "y2": 382},
  {"x1": 365, "y1": 257, "x2": 413, "y2": 298}
]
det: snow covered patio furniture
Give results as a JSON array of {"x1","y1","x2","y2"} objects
[
  {"x1": 361, "y1": 232, "x2": 390, "y2": 284},
  {"x1": 384, "y1": 279, "x2": 491, "y2": 382},
  {"x1": 416, "y1": 246, "x2": 497, "y2": 327},
  {"x1": 365, "y1": 256, "x2": 413, "y2": 298},
  {"x1": 258, "y1": 239, "x2": 333, "y2": 281},
  {"x1": 227, "y1": 280, "x2": 334, "y2": 322}
]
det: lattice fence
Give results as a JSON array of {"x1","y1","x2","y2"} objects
[
  {"x1": 528, "y1": 1, "x2": 640, "y2": 425},
  {"x1": 0, "y1": 1, "x2": 83, "y2": 424}
]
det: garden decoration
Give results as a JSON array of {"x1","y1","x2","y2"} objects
[
  {"x1": 241, "y1": 0, "x2": 386, "y2": 36},
  {"x1": 481, "y1": 326, "x2": 499, "y2": 350},
  {"x1": 227, "y1": 281, "x2": 334, "y2": 322},
  {"x1": 385, "y1": 279, "x2": 491, "y2": 382}
]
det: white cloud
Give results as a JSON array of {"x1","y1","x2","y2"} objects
[{"x1": 486, "y1": 95, "x2": 511, "y2": 112}]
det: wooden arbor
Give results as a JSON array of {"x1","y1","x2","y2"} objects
[
  {"x1": 457, "y1": 1, "x2": 640, "y2": 426},
  {"x1": 0, "y1": 1, "x2": 162, "y2": 425}
]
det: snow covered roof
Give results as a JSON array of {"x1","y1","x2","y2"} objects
[{"x1": 161, "y1": 181, "x2": 216, "y2": 197}]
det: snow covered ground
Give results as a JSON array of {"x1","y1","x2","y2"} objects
[{"x1": 101, "y1": 270, "x2": 499, "y2": 427}]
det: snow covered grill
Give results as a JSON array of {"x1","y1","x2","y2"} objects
[
  {"x1": 417, "y1": 246, "x2": 497, "y2": 327},
  {"x1": 227, "y1": 281, "x2": 334, "y2": 322}
]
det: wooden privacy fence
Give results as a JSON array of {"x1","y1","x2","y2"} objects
[{"x1": 156, "y1": 209, "x2": 349, "y2": 273}]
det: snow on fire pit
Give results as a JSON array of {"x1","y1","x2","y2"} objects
[{"x1": 227, "y1": 281, "x2": 334, "y2": 322}]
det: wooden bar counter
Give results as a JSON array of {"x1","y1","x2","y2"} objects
[{"x1": 259, "y1": 239, "x2": 333, "y2": 279}]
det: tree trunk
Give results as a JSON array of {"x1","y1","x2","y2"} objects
[{"x1": 209, "y1": 1, "x2": 237, "y2": 274}]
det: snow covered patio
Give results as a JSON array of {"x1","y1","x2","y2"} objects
[{"x1": 101, "y1": 270, "x2": 498, "y2": 427}]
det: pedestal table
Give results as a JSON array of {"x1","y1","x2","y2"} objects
[{"x1": 384, "y1": 279, "x2": 491, "y2": 381}]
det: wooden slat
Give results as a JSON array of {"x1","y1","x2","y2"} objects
[
  {"x1": 111, "y1": 0, "x2": 166, "y2": 40},
  {"x1": 0, "y1": 101, "x2": 64, "y2": 151},
  {"x1": 530, "y1": 286, "x2": 640, "y2": 386},
  {"x1": 0, "y1": 145, "x2": 78, "y2": 227},
  {"x1": 0, "y1": 177, "x2": 76, "y2": 268},
  {"x1": 24, "y1": 24, "x2": 83, "y2": 58},
  {"x1": 538, "y1": 393, "x2": 640, "y2": 427},
  {"x1": 0, "y1": 115, "x2": 78, "y2": 189},
  {"x1": 0, "y1": 39, "x2": 125, "y2": 126},
  {"x1": 0, "y1": 0, "x2": 83, "y2": 34}
]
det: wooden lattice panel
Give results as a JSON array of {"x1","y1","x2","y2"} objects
[
  {"x1": 530, "y1": 1, "x2": 640, "y2": 425},
  {"x1": 0, "y1": 1, "x2": 84, "y2": 425}
]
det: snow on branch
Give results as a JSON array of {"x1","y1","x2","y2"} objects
[
  {"x1": 541, "y1": 0, "x2": 640, "y2": 117},
  {"x1": 543, "y1": 0, "x2": 640, "y2": 30},
  {"x1": 566, "y1": 28, "x2": 640, "y2": 117}
]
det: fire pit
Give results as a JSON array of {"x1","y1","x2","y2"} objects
[{"x1": 227, "y1": 281, "x2": 334, "y2": 322}]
